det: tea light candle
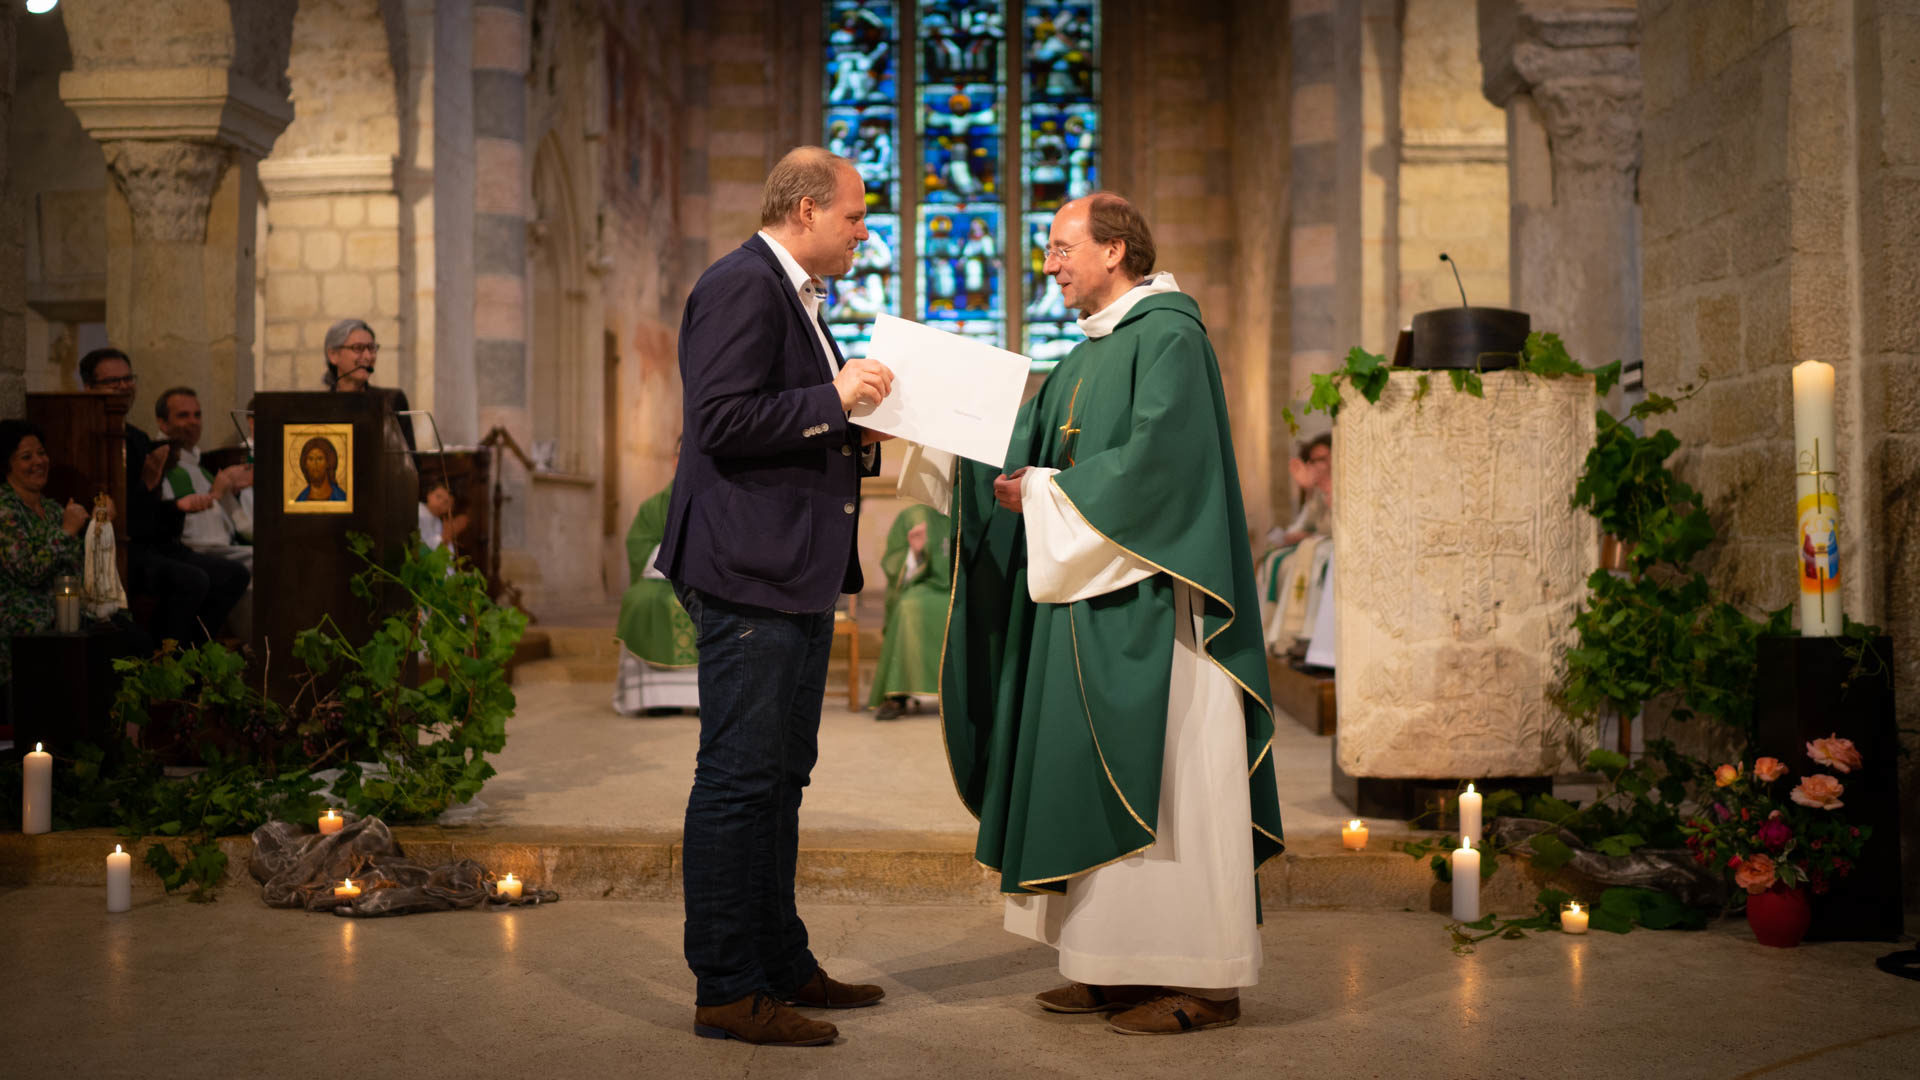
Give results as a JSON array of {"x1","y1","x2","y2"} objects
[
  {"x1": 318, "y1": 809, "x2": 344, "y2": 835},
  {"x1": 495, "y1": 873, "x2": 522, "y2": 901},
  {"x1": 106, "y1": 844, "x2": 131, "y2": 913},
  {"x1": 1451, "y1": 838, "x2": 1481, "y2": 922},
  {"x1": 1459, "y1": 783, "x2": 1483, "y2": 846},
  {"x1": 23, "y1": 742, "x2": 52, "y2": 834},
  {"x1": 1341, "y1": 819, "x2": 1369, "y2": 851},
  {"x1": 334, "y1": 878, "x2": 361, "y2": 901},
  {"x1": 1561, "y1": 900, "x2": 1590, "y2": 934}
]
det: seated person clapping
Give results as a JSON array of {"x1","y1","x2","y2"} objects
[
  {"x1": 417, "y1": 480, "x2": 470, "y2": 553},
  {"x1": 0, "y1": 420, "x2": 116, "y2": 700}
]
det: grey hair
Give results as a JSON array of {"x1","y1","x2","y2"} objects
[
  {"x1": 322, "y1": 318, "x2": 375, "y2": 388},
  {"x1": 759, "y1": 146, "x2": 855, "y2": 228}
]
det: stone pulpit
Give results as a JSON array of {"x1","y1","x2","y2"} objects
[
  {"x1": 250, "y1": 392, "x2": 419, "y2": 700},
  {"x1": 1331, "y1": 370, "x2": 1597, "y2": 814}
]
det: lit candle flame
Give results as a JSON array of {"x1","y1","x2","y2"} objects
[
  {"x1": 114, "y1": 844, "x2": 123, "y2": 854},
  {"x1": 1460, "y1": 837, "x2": 1472, "y2": 851},
  {"x1": 323, "y1": 809, "x2": 338, "y2": 819},
  {"x1": 1465, "y1": 782, "x2": 1476, "y2": 794},
  {"x1": 1569, "y1": 901, "x2": 1581, "y2": 914},
  {"x1": 343, "y1": 878, "x2": 353, "y2": 888},
  {"x1": 1349, "y1": 820, "x2": 1362, "y2": 830},
  {"x1": 35, "y1": 742, "x2": 44, "y2": 752},
  {"x1": 502, "y1": 873, "x2": 516, "y2": 884}
]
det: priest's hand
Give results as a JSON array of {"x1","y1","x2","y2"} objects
[
  {"x1": 907, "y1": 521, "x2": 927, "y2": 555},
  {"x1": 833, "y1": 356, "x2": 894, "y2": 411},
  {"x1": 176, "y1": 493, "x2": 215, "y2": 513},
  {"x1": 141, "y1": 443, "x2": 171, "y2": 491},
  {"x1": 993, "y1": 467, "x2": 1031, "y2": 513}
]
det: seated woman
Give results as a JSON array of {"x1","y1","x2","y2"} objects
[
  {"x1": 869, "y1": 503, "x2": 952, "y2": 720},
  {"x1": 0, "y1": 420, "x2": 116, "y2": 711},
  {"x1": 613, "y1": 480, "x2": 699, "y2": 715}
]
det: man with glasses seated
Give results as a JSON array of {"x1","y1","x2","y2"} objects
[
  {"x1": 322, "y1": 318, "x2": 415, "y2": 450},
  {"x1": 80, "y1": 348, "x2": 251, "y2": 646}
]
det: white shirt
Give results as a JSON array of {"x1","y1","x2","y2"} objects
[
  {"x1": 174, "y1": 446, "x2": 237, "y2": 549},
  {"x1": 757, "y1": 230, "x2": 842, "y2": 378}
]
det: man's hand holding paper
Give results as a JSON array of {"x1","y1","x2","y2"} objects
[{"x1": 852, "y1": 314, "x2": 1029, "y2": 466}]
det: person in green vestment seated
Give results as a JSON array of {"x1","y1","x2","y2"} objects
[
  {"x1": 613, "y1": 480, "x2": 699, "y2": 715},
  {"x1": 1259, "y1": 433, "x2": 1334, "y2": 659},
  {"x1": 868, "y1": 503, "x2": 952, "y2": 720},
  {"x1": 894, "y1": 192, "x2": 1285, "y2": 1036}
]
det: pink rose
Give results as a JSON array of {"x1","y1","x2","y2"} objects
[
  {"x1": 1756, "y1": 815, "x2": 1792, "y2": 851},
  {"x1": 1806, "y1": 735, "x2": 1862, "y2": 773},
  {"x1": 1753, "y1": 757, "x2": 1787, "y2": 782},
  {"x1": 1790, "y1": 774, "x2": 1845, "y2": 810},
  {"x1": 1734, "y1": 854, "x2": 1777, "y2": 894},
  {"x1": 1714, "y1": 764, "x2": 1740, "y2": 788}
]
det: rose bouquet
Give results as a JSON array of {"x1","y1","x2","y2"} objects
[{"x1": 1681, "y1": 735, "x2": 1872, "y2": 898}]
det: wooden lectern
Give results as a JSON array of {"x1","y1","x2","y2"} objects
[{"x1": 250, "y1": 393, "x2": 418, "y2": 700}]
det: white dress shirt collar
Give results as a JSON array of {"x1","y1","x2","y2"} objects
[{"x1": 757, "y1": 230, "x2": 840, "y2": 377}]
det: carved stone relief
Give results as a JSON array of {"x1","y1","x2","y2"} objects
[
  {"x1": 103, "y1": 140, "x2": 231, "y2": 244},
  {"x1": 1334, "y1": 370, "x2": 1598, "y2": 778}
]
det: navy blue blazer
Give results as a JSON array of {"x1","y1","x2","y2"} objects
[{"x1": 655, "y1": 234, "x2": 880, "y2": 612}]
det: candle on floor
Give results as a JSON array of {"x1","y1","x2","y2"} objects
[
  {"x1": 1561, "y1": 900, "x2": 1590, "y2": 934},
  {"x1": 334, "y1": 878, "x2": 361, "y2": 901},
  {"x1": 495, "y1": 873, "x2": 523, "y2": 901},
  {"x1": 1791, "y1": 360, "x2": 1842, "y2": 636},
  {"x1": 1341, "y1": 819, "x2": 1369, "y2": 851},
  {"x1": 23, "y1": 742, "x2": 52, "y2": 834},
  {"x1": 1451, "y1": 838, "x2": 1481, "y2": 922},
  {"x1": 106, "y1": 844, "x2": 131, "y2": 913},
  {"x1": 1459, "y1": 783, "x2": 1483, "y2": 846},
  {"x1": 318, "y1": 809, "x2": 344, "y2": 835}
]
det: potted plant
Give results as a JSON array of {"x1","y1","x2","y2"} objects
[{"x1": 1681, "y1": 735, "x2": 1872, "y2": 947}]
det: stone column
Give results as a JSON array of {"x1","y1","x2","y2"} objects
[
  {"x1": 57, "y1": 0, "x2": 296, "y2": 430},
  {"x1": 1478, "y1": 2, "x2": 1641, "y2": 372},
  {"x1": 472, "y1": 0, "x2": 529, "y2": 550}
]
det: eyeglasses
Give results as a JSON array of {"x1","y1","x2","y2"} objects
[
  {"x1": 1043, "y1": 240, "x2": 1086, "y2": 261},
  {"x1": 93, "y1": 374, "x2": 138, "y2": 389},
  {"x1": 336, "y1": 343, "x2": 380, "y2": 355}
]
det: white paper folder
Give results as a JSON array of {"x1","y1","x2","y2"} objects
[{"x1": 851, "y1": 313, "x2": 1029, "y2": 467}]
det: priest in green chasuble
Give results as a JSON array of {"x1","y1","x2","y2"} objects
[
  {"x1": 897, "y1": 193, "x2": 1285, "y2": 1035},
  {"x1": 868, "y1": 503, "x2": 952, "y2": 719}
]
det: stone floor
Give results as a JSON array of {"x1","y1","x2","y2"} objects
[
  {"x1": 469, "y1": 680, "x2": 1364, "y2": 838},
  {"x1": 2, "y1": 887, "x2": 1915, "y2": 1079}
]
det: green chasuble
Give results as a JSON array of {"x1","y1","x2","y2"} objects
[
  {"x1": 868, "y1": 503, "x2": 954, "y2": 705},
  {"x1": 941, "y1": 292, "x2": 1285, "y2": 894},
  {"x1": 616, "y1": 483, "x2": 698, "y2": 667}
]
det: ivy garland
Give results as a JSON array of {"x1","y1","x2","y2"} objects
[{"x1": 0, "y1": 534, "x2": 526, "y2": 899}]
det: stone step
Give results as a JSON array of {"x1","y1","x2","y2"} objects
[{"x1": 0, "y1": 826, "x2": 1573, "y2": 913}]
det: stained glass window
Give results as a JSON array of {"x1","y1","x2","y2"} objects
[
  {"x1": 822, "y1": 1, "x2": 1099, "y2": 367},
  {"x1": 823, "y1": 1, "x2": 902, "y2": 358}
]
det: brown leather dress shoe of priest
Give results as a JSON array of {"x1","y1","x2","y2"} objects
[
  {"x1": 1106, "y1": 991, "x2": 1241, "y2": 1035},
  {"x1": 693, "y1": 991, "x2": 837, "y2": 1046},
  {"x1": 784, "y1": 967, "x2": 887, "y2": 1009},
  {"x1": 1034, "y1": 982, "x2": 1160, "y2": 1014}
]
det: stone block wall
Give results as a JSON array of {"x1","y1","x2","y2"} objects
[
  {"x1": 1, "y1": 5, "x2": 23, "y2": 418},
  {"x1": 1640, "y1": 0, "x2": 1919, "y2": 903},
  {"x1": 261, "y1": 190, "x2": 404, "y2": 391}
]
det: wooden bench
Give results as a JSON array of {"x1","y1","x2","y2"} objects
[{"x1": 1268, "y1": 654, "x2": 1336, "y2": 736}]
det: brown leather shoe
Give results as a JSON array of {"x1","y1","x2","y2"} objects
[
  {"x1": 1107, "y1": 991, "x2": 1241, "y2": 1035},
  {"x1": 1034, "y1": 982, "x2": 1161, "y2": 1014},
  {"x1": 693, "y1": 991, "x2": 837, "y2": 1046},
  {"x1": 784, "y1": 967, "x2": 886, "y2": 1009}
]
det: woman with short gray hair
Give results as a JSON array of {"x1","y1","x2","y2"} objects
[{"x1": 323, "y1": 317, "x2": 416, "y2": 449}]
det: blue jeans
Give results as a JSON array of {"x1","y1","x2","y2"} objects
[{"x1": 675, "y1": 582, "x2": 835, "y2": 1006}]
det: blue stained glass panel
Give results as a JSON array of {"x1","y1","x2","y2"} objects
[
  {"x1": 919, "y1": 84, "x2": 1002, "y2": 204},
  {"x1": 827, "y1": 106, "x2": 899, "y2": 214},
  {"x1": 1021, "y1": 0, "x2": 1100, "y2": 361},
  {"x1": 1023, "y1": 2, "x2": 1098, "y2": 101},
  {"x1": 826, "y1": 2, "x2": 898, "y2": 106},
  {"x1": 824, "y1": 214, "x2": 900, "y2": 358},
  {"x1": 917, "y1": 206, "x2": 1004, "y2": 326},
  {"x1": 920, "y1": 1, "x2": 1006, "y2": 84}
]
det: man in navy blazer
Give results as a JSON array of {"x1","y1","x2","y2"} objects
[{"x1": 657, "y1": 147, "x2": 896, "y2": 1047}]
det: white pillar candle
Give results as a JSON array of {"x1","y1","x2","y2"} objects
[
  {"x1": 23, "y1": 742, "x2": 52, "y2": 834},
  {"x1": 54, "y1": 593, "x2": 82, "y2": 633},
  {"x1": 1341, "y1": 819, "x2": 1369, "y2": 851},
  {"x1": 1791, "y1": 361, "x2": 1842, "y2": 636},
  {"x1": 1458, "y1": 783, "x2": 1483, "y2": 846},
  {"x1": 1561, "y1": 900, "x2": 1590, "y2": 934},
  {"x1": 495, "y1": 873, "x2": 523, "y2": 901},
  {"x1": 1451, "y1": 838, "x2": 1481, "y2": 922},
  {"x1": 106, "y1": 844, "x2": 131, "y2": 913},
  {"x1": 318, "y1": 809, "x2": 344, "y2": 835}
]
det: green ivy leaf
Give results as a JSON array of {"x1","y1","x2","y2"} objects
[
  {"x1": 1592, "y1": 833, "x2": 1646, "y2": 857},
  {"x1": 1447, "y1": 368, "x2": 1485, "y2": 398},
  {"x1": 1528, "y1": 833, "x2": 1577, "y2": 871}
]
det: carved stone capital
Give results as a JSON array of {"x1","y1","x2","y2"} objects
[
  {"x1": 1479, "y1": 4, "x2": 1642, "y2": 189},
  {"x1": 104, "y1": 140, "x2": 232, "y2": 244},
  {"x1": 1531, "y1": 75, "x2": 1643, "y2": 197}
]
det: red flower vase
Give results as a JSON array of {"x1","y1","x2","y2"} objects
[{"x1": 1746, "y1": 883, "x2": 1812, "y2": 948}]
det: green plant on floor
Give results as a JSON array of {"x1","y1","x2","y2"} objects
[
  {"x1": 1, "y1": 534, "x2": 525, "y2": 900},
  {"x1": 1445, "y1": 884, "x2": 1704, "y2": 953},
  {"x1": 1280, "y1": 331, "x2": 1622, "y2": 432}
]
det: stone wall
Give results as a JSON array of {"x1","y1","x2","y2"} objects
[
  {"x1": 1639, "y1": 0, "x2": 1918, "y2": 902},
  {"x1": 0, "y1": 5, "x2": 22, "y2": 418}
]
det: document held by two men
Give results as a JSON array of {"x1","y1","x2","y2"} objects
[{"x1": 850, "y1": 314, "x2": 1030, "y2": 467}]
